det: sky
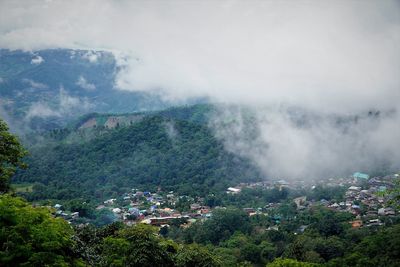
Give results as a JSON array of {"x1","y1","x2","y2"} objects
[{"x1": 1, "y1": 0, "x2": 399, "y2": 179}]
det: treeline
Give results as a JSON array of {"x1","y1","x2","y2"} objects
[
  {"x1": 0, "y1": 194, "x2": 221, "y2": 266},
  {"x1": 14, "y1": 114, "x2": 263, "y2": 201},
  {"x1": 2, "y1": 194, "x2": 399, "y2": 266},
  {"x1": 163, "y1": 206, "x2": 400, "y2": 266}
]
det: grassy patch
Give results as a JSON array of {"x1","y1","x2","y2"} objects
[{"x1": 12, "y1": 183, "x2": 34, "y2": 193}]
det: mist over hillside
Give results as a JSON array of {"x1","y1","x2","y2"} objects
[
  {"x1": 13, "y1": 108, "x2": 263, "y2": 201},
  {"x1": 0, "y1": 49, "x2": 196, "y2": 132}
]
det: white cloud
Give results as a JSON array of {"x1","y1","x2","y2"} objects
[
  {"x1": 211, "y1": 105, "x2": 400, "y2": 179},
  {"x1": 0, "y1": 0, "x2": 398, "y2": 114},
  {"x1": 1, "y1": 0, "x2": 399, "y2": 178},
  {"x1": 0, "y1": 0, "x2": 400, "y2": 111},
  {"x1": 31, "y1": 55, "x2": 44, "y2": 65},
  {"x1": 82, "y1": 50, "x2": 99, "y2": 63},
  {"x1": 26, "y1": 102, "x2": 60, "y2": 119},
  {"x1": 22, "y1": 78, "x2": 48, "y2": 89},
  {"x1": 26, "y1": 87, "x2": 93, "y2": 119},
  {"x1": 76, "y1": 75, "x2": 96, "y2": 90}
]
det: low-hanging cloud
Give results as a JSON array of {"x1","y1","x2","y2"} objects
[
  {"x1": 1, "y1": 0, "x2": 399, "y2": 178},
  {"x1": 26, "y1": 87, "x2": 93, "y2": 119},
  {"x1": 81, "y1": 51, "x2": 100, "y2": 63},
  {"x1": 210, "y1": 105, "x2": 400, "y2": 179},
  {"x1": 22, "y1": 78, "x2": 48, "y2": 89},
  {"x1": 76, "y1": 75, "x2": 96, "y2": 91},
  {"x1": 30, "y1": 55, "x2": 44, "y2": 65}
]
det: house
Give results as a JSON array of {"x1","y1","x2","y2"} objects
[
  {"x1": 243, "y1": 208, "x2": 255, "y2": 215},
  {"x1": 350, "y1": 220, "x2": 363, "y2": 228},
  {"x1": 348, "y1": 186, "x2": 361, "y2": 191},
  {"x1": 329, "y1": 203, "x2": 340, "y2": 209},
  {"x1": 276, "y1": 180, "x2": 289, "y2": 186},
  {"x1": 297, "y1": 225, "x2": 309, "y2": 233},
  {"x1": 384, "y1": 208, "x2": 395, "y2": 216},
  {"x1": 377, "y1": 207, "x2": 395, "y2": 216},
  {"x1": 112, "y1": 208, "x2": 122, "y2": 214},
  {"x1": 227, "y1": 187, "x2": 241, "y2": 194},
  {"x1": 104, "y1": 198, "x2": 116, "y2": 205},
  {"x1": 353, "y1": 172, "x2": 369, "y2": 180},
  {"x1": 128, "y1": 207, "x2": 140, "y2": 216},
  {"x1": 275, "y1": 180, "x2": 290, "y2": 190},
  {"x1": 135, "y1": 191, "x2": 144, "y2": 197},
  {"x1": 293, "y1": 196, "x2": 307, "y2": 209},
  {"x1": 366, "y1": 210, "x2": 378, "y2": 217},
  {"x1": 200, "y1": 208, "x2": 210, "y2": 214},
  {"x1": 267, "y1": 225, "x2": 279, "y2": 231},
  {"x1": 190, "y1": 203, "x2": 201, "y2": 210},
  {"x1": 142, "y1": 216, "x2": 189, "y2": 226},
  {"x1": 366, "y1": 219, "x2": 383, "y2": 227}
]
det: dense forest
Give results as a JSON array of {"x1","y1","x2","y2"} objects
[{"x1": 13, "y1": 109, "x2": 263, "y2": 201}]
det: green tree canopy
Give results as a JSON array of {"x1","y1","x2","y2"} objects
[
  {"x1": 267, "y1": 258, "x2": 321, "y2": 267},
  {"x1": 0, "y1": 119, "x2": 27, "y2": 193},
  {"x1": 0, "y1": 194, "x2": 79, "y2": 266}
]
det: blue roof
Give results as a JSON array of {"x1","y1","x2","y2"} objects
[
  {"x1": 353, "y1": 172, "x2": 369, "y2": 179},
  {"x1": 379, "y1": 186, "x2": 387, "y2": 192}
]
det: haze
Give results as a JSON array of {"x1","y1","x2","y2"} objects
[{"x1": 1, "y1": 0, "x2": 399, "y2": 179}]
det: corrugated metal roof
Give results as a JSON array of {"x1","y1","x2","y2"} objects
[{"x1": 353, "y1": 172, "x2": 370, "y2": 179}]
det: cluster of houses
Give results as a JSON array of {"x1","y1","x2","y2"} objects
[
  {"x1": 329, "y1": 173, "x2": 396, "y2": 217},
  {"x1": 95, "y1": 190, "x2": 214, "y2": 227},
  {"x1": 53, "y1": 204, "x2": 79, "y2": 221},
  {"x1": 54, "y1": 172, "x2": 398, "y2": 229},
  {"x1": 291, "y1": 172, "x2": 398, "y2": 229}
]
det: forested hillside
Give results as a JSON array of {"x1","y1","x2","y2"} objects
[
  {"x1": 13, "y1": 112, "x2": 262, "y2": 201},
  {"x1": 2, "y1": 108, "x2": 400, "y2": 267}
]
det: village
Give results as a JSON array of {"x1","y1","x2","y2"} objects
[{"x1": 54, "y1": 172, "x2": 399, "y2": 230}]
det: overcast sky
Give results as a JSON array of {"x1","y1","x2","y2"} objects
[
  {"x1": 1, "y1": 0, "x2": 399, "y2": 178},
  {"x1": 1, "y1": 0, "x2": 399, "y2": 114}
]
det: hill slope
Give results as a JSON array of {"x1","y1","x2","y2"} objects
[{"x1": 13, "y1": 112, "x2": 262, "y2": 201}]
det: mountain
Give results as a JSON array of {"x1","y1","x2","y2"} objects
[
  {"x1": 13, "y1": 105, "x2": 262, "y2": 201},
  {"x1": 73, "y1": 104, "x2": 213, "y2": 130},
  {"x1": 0, "y1": 49, "x2": 176, "y2": 131}
]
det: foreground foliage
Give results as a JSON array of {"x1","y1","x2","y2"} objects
[
  {"x1": 0, "y1": 194, "x2": 79, "y2": 266},
  {"x1": 0, "y1": 194, "x2": 222, "y2": 267},
  {"x1": 0, "y1": 119, "x2": 27, "y2": 193}
]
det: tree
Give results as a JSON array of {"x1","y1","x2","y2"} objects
[
  {"x1": 101, "y1": 224, "x2": 175, "y2": 267},
  {"x1": 65, "y1": 198, "x2": 94, "y2": 218},
  {"x1": 314, "y1": 236, "x2": 345, "y2": 262},
  {"x1": 0, "y1": 119, "x2": 27, "y2": 193},
  {"x1": 267, "y1": 258, "x2": 321, "y2": 267},
  {"x1": 0, "y1": 194, "x2": 80, "y2": 266},
  {"x1": 259, "y1": 241, "x2": 277, "y2": 264},
  {"x1": 384, "y1": 178, "x2": 400, "y2": 210},
  {"x1": 174, "y1": 244, "x2": 221, "y2": 267},
  {"x1": 310, "y1": 209, "x2": 346, "y2": 237}
]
